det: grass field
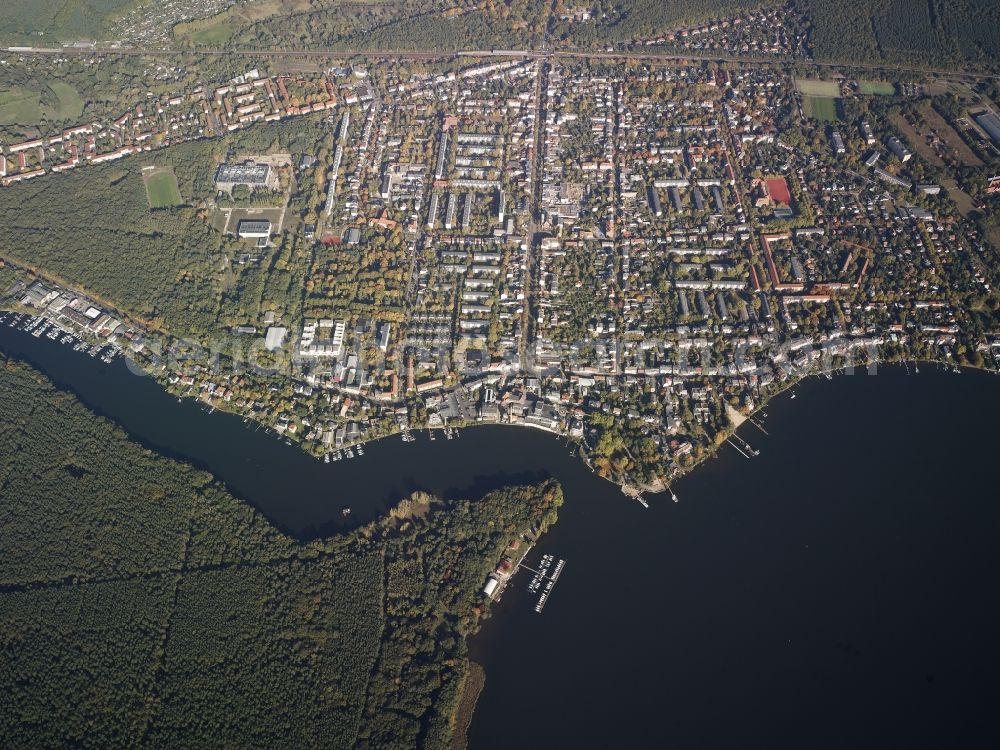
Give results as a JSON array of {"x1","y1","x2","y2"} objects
[
  {"x1": 0, "y1": 81, "x2": 83, "y2": 126},
  {"x1": 187, "y1": 23, "x2": 234, "y2": 45},
  {"x1": 47, "y1": 81, "x2": 85, "y2": 119},
  {"x1": 144, "y1": 170, "x2": 183, "y2": 209},
  {"x1": 796, "y1": 78, "x2": 841, "y2": 97},
  {"x1": 0, "y1": 89, "x2": 41, "y2": 126},
  {"x1": 859, "y1": 80, "x2": 896, "y2": 95},
  {"x1": 173, "y1": 0, "x2": 312, "y2": 45},
  {"x1": 891, "y1": 113, "x2": 943, "y2": 167},
  {"x1": 803, "y1": 95, "x2": 841, "y2": 122},
  {"x1": 922, "y1": 103, "x2": 983, "y2": 166},
  {"x1": 985, "y1": 222, "x2": 1000, "y2": 251}
]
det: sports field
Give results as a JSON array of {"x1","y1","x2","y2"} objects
[
  {"x1": 796, "y1": 79, "x2": 841, "y2": 97},
  {"x1": 859, "y1": 80, "x2": 896, "y2": 95},
  {"x1": 803, "y1": 95, "x2": 840, "y2": 122},
  {"x1": 765, "y1": 177, "x2": 792, "y2": 206},
  {"x1": 144, "y1": 170, "x2": 182, "y2": 209}
]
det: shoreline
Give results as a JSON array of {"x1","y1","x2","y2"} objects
[
  {"x1": 2, "y1": 310, "x2": 993, "y2": 513},
  {"x1": 450, "y1": 661, "x2": 486, "y2": 750}
]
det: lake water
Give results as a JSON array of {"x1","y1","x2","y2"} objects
[{"x1": 2, "y1": 321, "x2": 999, "y2": 748}]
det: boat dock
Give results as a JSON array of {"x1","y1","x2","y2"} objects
[{"x1": 519, "y1": 554, "x2": 566, "y2": 613}]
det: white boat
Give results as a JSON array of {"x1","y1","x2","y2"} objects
[
  {"x1": 671, "y1": 491, "x2": 679, "y2": 504},
  {"x1": 637, "y1": 496, "x2": 649, "y2": 509}
]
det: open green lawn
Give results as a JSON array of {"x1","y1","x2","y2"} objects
[
  {"x1": 48, "y1": 80, "x2": 85, "y2": 119},
  {"x1": 0, "y1": 89, "x2": 41, "y2": 126},
  {"x1": 796, "y1": 78, "x2": 841, "y2": 97},
  {"x1": 186, "y1": 22, "x2": 234, "y2": 45},
  {"x1": 144, "y1": 170, "x2": 183, "y2": 208},
  {"x1": 0, "y1": 81, "x2": 84, "y2": 126},
  {"x1": 859, "y1": 80, "x2": 896, "y2": 95},
  {"x1": 803, "y1": 95, "x2": 841, "y2": 122}
]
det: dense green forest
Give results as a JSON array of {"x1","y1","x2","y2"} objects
[
  {"x1": 797, "y1": 0, "x2": 1000, "y2": 66},
  {"x1": 557, "y1": 0, "x2": 1000, "y2": 68},
  {"x1": 0, "y1": 354, "x2": 563, "y2": 748}
]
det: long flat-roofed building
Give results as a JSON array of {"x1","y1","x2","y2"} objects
[
  {"x1": 215, "y1": 161, "x2": 270, "y2": 190},
  {"x1": 237, "y1": 219, "x2": 271, "y2": 238}
]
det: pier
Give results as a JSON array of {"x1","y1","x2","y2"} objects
[{"x1": 519, "y1": 554, "x2": 566, "y2": 613}]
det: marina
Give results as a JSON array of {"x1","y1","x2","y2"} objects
[
  {"x1": 521, "y1": 554, "x2": 566, "y2": 614},
  {"x1": 3, "y1": 312, "x2": 121, "y2": 366}
]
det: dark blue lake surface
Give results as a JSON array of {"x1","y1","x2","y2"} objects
[{"x1": 2, "y1": 320, "x2": 999, "y2": 748}]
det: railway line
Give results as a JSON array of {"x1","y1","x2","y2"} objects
[{"x1": 6, "y1": 44, "x2": 1000, "y2": 82}]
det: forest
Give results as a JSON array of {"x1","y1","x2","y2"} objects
[
  {"x1": 795, "y1": 0, "x2": 1000, "y2": 67},
  {"x1": 0, "y1": 354, "x2": 563, "y2": 748}
]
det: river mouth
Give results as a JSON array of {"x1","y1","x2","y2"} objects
[{"x1": 4, "y1": 319, "x2": 1000, "y2": 748}]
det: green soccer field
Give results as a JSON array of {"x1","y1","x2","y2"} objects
[
  {"x1": 803, "y1": 95, "x2": 840, "y2": 122},
  {"x1": 145, "y1": 171, "x2": 183, "y2": 209},
  {"x1": 859, "y1": 80, "x2": 896, "y2": 95},
  {"x1": 796, "y1": 78, "x2": 841, "y2": 97}
]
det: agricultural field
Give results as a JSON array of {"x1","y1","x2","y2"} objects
[
  {"x1": 802, "y1": 95, "x2": 840, "y2": 122},
  {"x1": 143, "y1": 169, "x2": 183, "y2": 209},
  {"x1": 858, "y1": 80, "x2": 896, "y2": 96}
]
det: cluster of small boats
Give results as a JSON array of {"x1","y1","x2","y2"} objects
[
  {"x1": 424, "y1": 426, "x2": 463, "y2": 442},
  {"x1": 324, "y1": 444, "x2": 365, "y2": 463},
  {"x1": 2, "y1": 313, "x2": 121, "y2": 364}
]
